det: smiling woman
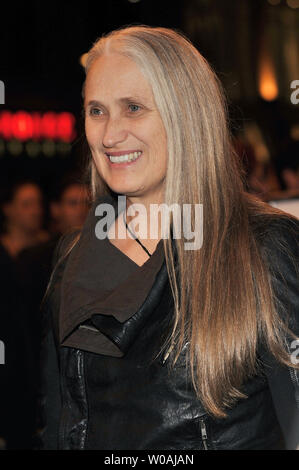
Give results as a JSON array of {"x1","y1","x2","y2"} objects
[
  {"x1": 40, "y1": 25, "x2": 299, "y2": 450},
  {"x1": 84, "y1": 52, "x2": 168, "y2": 208}
]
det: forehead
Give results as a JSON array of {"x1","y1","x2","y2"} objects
[
  {"x1": 84, "y1": 53, "x2": 154, "y2": 103},
  {"x1": 15, "y1": 184, "x2": 40, "y2": 199},
  {"x1": 62, "y1": 184, "x2": 87, "y2": 198}
]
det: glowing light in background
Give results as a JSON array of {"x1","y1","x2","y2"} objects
[
  {"x1": 11, "y1": 111, "x2": 33, "y2": 140},
  {"x1": 0, "y1": 111, "x2": 76, "y2": 142},
  {"x1": 7, "y1": 139, "x2": 23, "y2": 156},
  {"x1": 258, "y1": 55, "x2": 279, "y2": 101},
  {"x1": 0, "y1": 111, "x2": 76, "y2": 157},
  {"x1": 41, "y1": 112, "x2": 57, "y2": 140},
  {"x1": 42, "y1": 139, "x2": 56, "y2": 157},
  {"x1": 32, "y1": 112, "x2": 42, "y2": 139},
  {"x1": 56, "y1": 141, "x2": 71, "y2": 155},
  {"x1": 0, "y1": 111, "x2": 13, "y2": 139},
  {"x1": 56, "y1": 112, "x2": 76, "y2": 142},
  {"x1": 25, "y1": 141, "x2": 41, "y2": 158}
]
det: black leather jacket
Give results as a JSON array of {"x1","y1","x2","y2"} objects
[{"x1": 40, "y1": 214, "x2": 299, "y2": 450}]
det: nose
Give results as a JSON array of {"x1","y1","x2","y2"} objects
[{"x1": 102, "y1": 116, "x2": 128, "y2": 149}]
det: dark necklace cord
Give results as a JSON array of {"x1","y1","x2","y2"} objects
[{"x1": 122, "y1": 210, "x2": 152, "y2": 258}]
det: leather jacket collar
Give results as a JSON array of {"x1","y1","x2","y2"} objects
[{"x1": 59, "y1": 194, "x2": 166, "y2": 356}]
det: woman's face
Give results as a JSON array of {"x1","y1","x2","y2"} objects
[{"x1": 84, "y1": 53, "x2": 168, "y2": 203}]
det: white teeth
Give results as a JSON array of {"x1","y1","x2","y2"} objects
[{"x1": 108, "y1": 151, "x2": 142, "y2": 163}]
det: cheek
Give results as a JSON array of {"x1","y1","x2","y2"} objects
[
  {"x1": 150, "y1": 128, "x2": 168, "y2": 168},
  {"x1": 85, "y1": 122, "x2": 100, "y2": 150}
]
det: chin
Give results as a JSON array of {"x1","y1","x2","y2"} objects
[{"x1": 106, "y1": 180, "x2": 143, "y2": 197}]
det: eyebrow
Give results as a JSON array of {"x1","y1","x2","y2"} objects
[{"x1": 85, "y1": 96, "x2": 147, "y2": 108}]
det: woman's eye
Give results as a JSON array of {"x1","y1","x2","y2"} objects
[
  {"x1": 89, "y1": 108, "x2": 103, "y2": 116},
  {"x1": 128, "y1": 104, "x2": 141, "y2": 112},
  {"x1": 87, "y1": 105, "x2": 141, "y2": 116}
]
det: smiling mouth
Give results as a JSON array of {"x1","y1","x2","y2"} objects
[{"x1": 106, "y1": 151, "x2": 142, "y2": 164}]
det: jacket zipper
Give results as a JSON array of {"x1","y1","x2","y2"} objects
[
  {"x1": 161, "y1": 342, "x2": 210, "y2": 450},
  {"x1": 83, "y1": 350, "x2": 89, "y2": 449},
  {"x1": 200, "y1": 418, "x2": 208, "y2": 450}
]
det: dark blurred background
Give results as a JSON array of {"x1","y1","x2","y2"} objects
[
  {"x1": 1, "y1": 0, "x2": 299, "y2": 205},
  {"x1": 0, "y1": 0, "x2": 298, "y2": 450}
]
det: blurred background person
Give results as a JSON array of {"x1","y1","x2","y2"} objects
[
  {"x1": 233, "y1": 130, "x2": 299, "y2": 207},
  {"x1": 13, "y1": 173, "x2": 90, "y2": 447},
  {"x1": 0, "y1": 178, "x2": 47, "y2": 449},
  {"x1": 259, "y1": 138, "x2": 299, "y2": 202},
  {"x1": 0, "y1": 179, "x2": 49, "y2": 259},
  {"x1": 266, "y1": 139, "x2": 299, "y2": 219},
  {"x1": 233, "y1": 133, "x2": 283, "y2": 202},
  {"x1": 0, "y1": 237, "x2": 36, "y2": 449},
  {"x1": 16, "y1": 173, "x2": 91, "y2": 322},
  {"x1": 48, "y1": 174, "x2": 91, "y2": 236}
]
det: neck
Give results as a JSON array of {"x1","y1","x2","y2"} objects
[{"x1": 125, "y1": 190, "x2": 165, "y2": 242}]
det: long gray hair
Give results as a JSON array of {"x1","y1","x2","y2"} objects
[{"x1": 50, "y1": 25, "x2": 299, "y2": 418}]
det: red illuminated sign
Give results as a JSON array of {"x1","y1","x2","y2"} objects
[{"x1": 0, "y1": 111, "x2": 76, "y2": 142}]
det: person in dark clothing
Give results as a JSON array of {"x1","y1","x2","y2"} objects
[
  {"x1": 14, "y1": 177, "x2": 90, "y2": 345},
  {"x1": 15, "y1": 234, "x2": 61, "y2": 359},
  {"x1": 40, "y1": 26, "x2": 299, "y2": 450},
  {"x1": 0, "y1": 178, "x2": 49, "y2": 448},
  {"x1": 13, "y1": 176, "x2": 90, "y2": 447},
  {"x1": 0, "y1": 179, "x2": 49, "y2": 258},
  {"x1": 15, "y1": 175, "x2": 90, "y2": 361},
  {"x1": 0, "y1": 243, "x2": 36, "y2": 449}
]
